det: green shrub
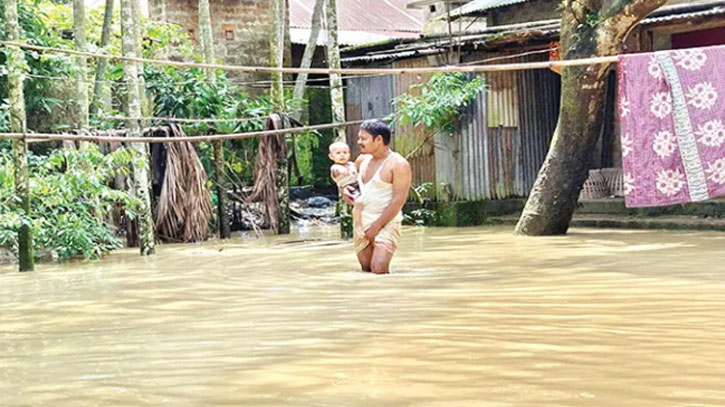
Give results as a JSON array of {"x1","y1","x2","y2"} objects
[{"x1": 0, "y1": 144, "x2": 140, "y2": 260}]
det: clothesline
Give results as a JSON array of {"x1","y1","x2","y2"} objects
[
  {"x1": 0, "y1": 40, "x2": 620, "y2": 75},
  {"x1": 0, "y1": 119, "x2": 372, "y2": 144}
]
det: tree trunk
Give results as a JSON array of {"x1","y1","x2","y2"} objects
[
  {"x1": 269, "y1": 0, "x2": 290, "y2": 235},
  {"x1": 73, "y1": 0, "x2": 89, "y2": 137},
  {"x1": 198, "y1": 0, "x2": 229, "y2": 239},
  {"x1": 325, "y1": 0, "x2": 346, "y2": 142},
  {"x1": 291, "y1": 0, "x2": 324, "y2": 122},
  {"x1": 122, "y1": 0, "x2": 156, "y2": 255},
  {"x1": 4, "y1": 0, "x2": 34, "y2": 272},
  {"x1": 198, "y1": 0, "x2": 214, "y2": 84},
  {"x1": 131, "y1": 0, "x2": 149, "y2": 119},
  {"x1": 324, "y1": 0, "x2": 350, "y2": 238},
  {"x1": 91, "y1": 0, "x2": 114, "y2": 118},
  {"x1": 514, "y1": 0, "x2": 666, "y2": 236}
]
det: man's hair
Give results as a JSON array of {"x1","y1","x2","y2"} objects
[{"x1": 360, "y1": 119, "x2": 392, "y2": 145}]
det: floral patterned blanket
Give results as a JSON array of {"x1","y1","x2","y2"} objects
[{"x1": 618, "y1": 45, "x2": 725, "y2": 208}]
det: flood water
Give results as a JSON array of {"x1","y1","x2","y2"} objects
[{"x1": 2, "y1": 225, "x2": 725, "y2": 406}]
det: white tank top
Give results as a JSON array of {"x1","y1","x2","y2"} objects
[{"x1": 358, "y1": 152, "x2": 404, "y2": 225}]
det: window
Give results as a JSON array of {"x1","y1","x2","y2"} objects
[{"x1": 222, "y1": 24, "x2": 236, "y2": 41}]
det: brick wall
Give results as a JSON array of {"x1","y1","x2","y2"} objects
[{"x1": 150, "y1": 0, "x2": 279, "y2": 85}]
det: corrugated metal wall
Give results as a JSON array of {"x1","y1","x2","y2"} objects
[
  {"x1": 344, "y1": 58, "x2": 437, "y2": 191},
  {"x1": 344, "y1": 73, "x2": 395, "y2": 157},
  {"x1": 457, "y1": 50, "x2": 560, "y2": 199},
  {"x1": 343, "y1": 49, "x2": 561, "y2": 201}
]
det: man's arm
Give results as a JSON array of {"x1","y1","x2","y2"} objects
[{"x1": 365, "y1": 157, "x2": 412, "y2": 239}]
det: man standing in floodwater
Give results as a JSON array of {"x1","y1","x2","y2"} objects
[{"x1": 343, "y1": 119, "x2": 412, "y2": 274}]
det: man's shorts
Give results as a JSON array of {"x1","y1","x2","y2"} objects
[{"x1": 354, "y1": 221, "x2": 401, "y2": 254}]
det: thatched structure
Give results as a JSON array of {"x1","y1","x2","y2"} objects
[
  {"x1": 247, "y1": 114, "x2": 290, "y2": 232},
  {"x1": 151, "y1": 124, "x2": 213, "y2": 242}
]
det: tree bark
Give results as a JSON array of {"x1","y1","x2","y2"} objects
[
  {"x1": 197, "y1": 0, "x2": 229, "y2": 239},
  {"x1": 291, "y1": 0, "x2": 324, "y2": 122},
  {"x1": 514, "y1": 0, "x2": 666, "y2": 236},
  {"x1": 131, "y1": 0, "x2": 149, "y2": 119},
  {"x1": 91, "y1": 0, "x2": 114, "y2": 118},
  {"x1": 4, "y1": 0, "x2": 34, "y2": 272},
  {"x1": 122, "y1": 0, "x2": 156, "y2": 255},
  {"x1": 269, "y1": 0, "x2": 290, "y2": 234},
  {"x1": 198, "y1": 0, "x2": 215, "y2": 84},
  {"x1": 324, "y1": 0, "x2": 346, "y2": 142},
  {"x1": 323, "y1": 0, "x2": 351, "y2": 238},
  {"x1": 73, "y1": 0, "x2": 89, "y2": 137}
]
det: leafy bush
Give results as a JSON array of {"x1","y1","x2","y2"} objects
[
  {"x1": 0, "y1": 144, "x2": 140, "y2": 260},
  {"x1": 0, "y1": 0, "x2": 76, "y2": 132},
  {"x1": 393, "y1": 72, "x2": 486, "y2": 133}
]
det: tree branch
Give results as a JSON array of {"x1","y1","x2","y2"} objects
[{"x1": 602, "y1": 0, "x2": 666, "y2": 20}]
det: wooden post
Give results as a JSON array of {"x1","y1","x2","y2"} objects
[
  {"x1": 4, "y1": 0, "x2": 34, "y2": 271},
  {"x1": 122, "y1": 0, "x2": 156, "y2": 254},
  {"x1": 269, "y1": 0, "x2": 290, "y2": 235}
]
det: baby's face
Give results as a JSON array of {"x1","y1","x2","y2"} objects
[{"x1": 329, "y1": 145, "x2": 351, "y2": 165}]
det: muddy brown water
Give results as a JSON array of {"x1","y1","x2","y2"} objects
[{"x1": 2, "y1": 225, "x2": 725, "y2": 406}]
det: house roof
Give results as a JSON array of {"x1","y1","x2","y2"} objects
[
  {"x1": 342, "y1": 0, "x2": 725, "y2": 64},
  {"x1": 289, "y1": 0, "x2": 424, "y2": 46},
  {"x1": 449, "y1": 0, "x2": 531, "y2": 18}
]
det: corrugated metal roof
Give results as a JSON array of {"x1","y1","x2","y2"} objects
[
  {"x1": 450, "y1": 0, "x2": 532, "y2": 18},
  {"x1": 289, "y1": 0, "x2": 423, "y2": 45},
  {"x1": 644, "y1": 3, "x2": 725, "y2": 23},
  {"x1": 342, "y1": 0, "x2": 725, "y2": 63}
]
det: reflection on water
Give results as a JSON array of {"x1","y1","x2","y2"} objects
[{"x1": 2, "y1": 225, "x2": 725, "y2": 406}]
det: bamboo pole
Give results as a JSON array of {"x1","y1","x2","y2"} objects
[
  {"x1": 121, "y1": 0, "x2": 155, "y2": 255},
  {"x1": 4, "y1": 0, "x2": 34, "y2": 271},
  {"x1": 269, "y1": 0, "x2": 290, "y2": 235},
  {"x1": 0, "y1": 119, "x2": 370, "y2": 143}
]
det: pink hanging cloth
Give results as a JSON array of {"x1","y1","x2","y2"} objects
[{"x1": 618, "y1": 45, "x2": 725, "y2": 208}]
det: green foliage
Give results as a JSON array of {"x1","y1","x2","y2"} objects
[
  {"x1": 393, "y1": 72, "x2": 486, "y2": 134},
  {"x1": 0, "y1": 0, "x2": 76, "y2": 131},
  {"x1": 0, "y1": 144, "x2": 141, "y2": 261},
  {"x1": 585, "y1": 12, "x2": 603, "y2": 28},
  {"x1": 404, "y1": 183, "x2": 436, "y2": 226}
]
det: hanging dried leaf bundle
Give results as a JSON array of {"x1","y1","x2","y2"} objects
[{"x1": 154, "y1": 124, "x2": 213, "y2": 242}]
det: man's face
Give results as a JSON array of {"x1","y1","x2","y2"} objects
[
  {"x1": 328, "y1": 145, "x2": 350, "y2": 164},
  {"x1": 357, "y1": 130, "x2": 381, "y2": 154}
]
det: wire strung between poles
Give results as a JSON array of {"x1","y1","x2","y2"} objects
[
  {"x1": 0, "y1": 40, "x2": 620, "y2": 76},
  {"x1": 0, "y1": 119, "x2": 373, "y2": 144}
]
